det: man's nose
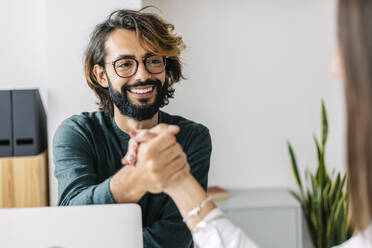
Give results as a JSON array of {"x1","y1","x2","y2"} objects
[{"x1": 133, "y1": 61, "x2": 151, "y2": 82}]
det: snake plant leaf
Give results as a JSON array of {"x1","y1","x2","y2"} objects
[
  {"x1": 330, "y1": 173, "x2": 341, "y2": 204},
  {"x1": 339, "y1": 174, "x2": 347, "y2": 192},
  {"x1": 310, "y1": 210, "x2": 321, "y2": 245},
  {"x1": 314, "y1": 134, "x2": 322, "y2": 159},
  {"x1": 314, "y1": 134, "x2": 323, "y2": 170},
  {"x1": 328, "y1": 196, "x2": 346, "y2": 246},
  {"x1": 346, "y1": 212, "x2": 354, "y2": 238},
  {"x1": 327, "y1": 202, "x2": 336, "y2": 242},
  {"x1": 333, "y1": 174, "x2": 342, "y2": 204},
  {"x1": 333, "y1": 196, "x2": 347, "y2": 246},
  {"x1": 314, "y1": 135, "x2": 328, "y2": 188},
  {"x1": 306, "y1": 190, "x2": 312, "y2": 213},
  {"x1": 306, "y1": 214, "x2": 318, "y2": 248},
  {"x1": 321, "y1": 100, "x2": 329, "y2": 148},
  {"x1": 309, "y1": 175, "x2": 325, "y2": 238},
  {"x1": 311, "y1": 174, "x2": 318, "y2": 198},
  {"x1": 288, "y1": 142, "x2": 303, "y2": 193},
  {"x1": 324, "y1": 180, "x2": 332, "y2": 196},
  {"x1": 322, "y1": 182, "x2": 331, "y2": 223}
]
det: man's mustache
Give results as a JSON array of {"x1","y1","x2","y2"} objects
[{"x1": 121, "y1": 79, "x2": 162, "y2": 92}]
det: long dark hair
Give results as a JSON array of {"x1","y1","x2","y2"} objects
[
  {"x1": 84, "y1": 6, "x2": 185, "y2": 116},
  {"x1": 338, "y1": 0, "x2": 372, "y2": 230}
]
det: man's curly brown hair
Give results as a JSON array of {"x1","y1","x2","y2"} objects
[{"x1": 84, "y1": 6, "x2": 186, "y2": 116}]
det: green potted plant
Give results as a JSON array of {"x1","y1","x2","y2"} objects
[{"x1": 288, "y1": 101, "x2": 354, "y2": 248}]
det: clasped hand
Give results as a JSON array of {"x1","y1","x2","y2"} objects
[{"x1": 122, "y1": 124, "x2": 190, "y2": 194}]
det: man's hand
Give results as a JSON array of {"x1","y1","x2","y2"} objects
[
  {"x1": 110, "y1": 124, "x2": 191, "y2": 203},
  {"x1": 123, "y1": 124, "x2": 191, "y2": 194},
  {"x1": 122, "y1": 124, "x2": 179, "y2": 166}
]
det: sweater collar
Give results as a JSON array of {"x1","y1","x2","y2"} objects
[{"x1": 110, "y1": 111, "x2": 165, "y2": 140}]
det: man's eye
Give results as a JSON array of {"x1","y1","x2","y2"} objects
[
  {"x1": 147, "y1": 57, "x2": 162, "y2": 65},
  {"x1": 117, "y1": 60, "x2": 134, "y2": 68}
]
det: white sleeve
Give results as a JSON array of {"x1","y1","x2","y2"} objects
[{"x1": 191, "y1": 208, "x2": 259, "y2": 248}]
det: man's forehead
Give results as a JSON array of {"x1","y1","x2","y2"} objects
[{"x1": 105, "y1": 28, "x2": 150, "y2": 60}]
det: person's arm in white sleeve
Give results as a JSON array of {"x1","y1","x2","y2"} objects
[
  {"x1": 191, "y1": 208, "x2": 258, "y2": 248},
  {"x1": 165, "y1": 175, "x2": 259, "y2": 248}
]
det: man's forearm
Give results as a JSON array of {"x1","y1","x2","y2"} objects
[
  {"x1": 165, "y1": 174, "x2": 216, "y2": 230},
  {"x1": 58, "y1": 177, "x2": 116, "y2": 205},
  {"x1": 110, "y1": 165, "x2": 146, "y2": 203}
]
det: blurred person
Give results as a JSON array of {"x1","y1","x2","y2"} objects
[{"x1": 332, "y1": 0, "x2": 372, "y2": 247}]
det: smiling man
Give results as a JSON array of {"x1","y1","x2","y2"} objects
[{"x1": 53, "y1": 7, "x2": 212, "y2": 248}]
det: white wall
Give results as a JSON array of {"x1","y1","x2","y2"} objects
[
  {"x1": 143, "y1": 0, "x2": 345, "y2": 189},
  {"x1": 0, "y1": 0, "x2": 47, "y2": 100},
  {"x1": 2, "y1": 0, "x2": 344, "y2": 205}
]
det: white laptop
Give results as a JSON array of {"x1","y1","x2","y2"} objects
[{"x1": 0, "y1": 204, "x2": 143, "y2": 248}]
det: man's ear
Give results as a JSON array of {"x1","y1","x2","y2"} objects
[{"x1": 93, "y1": 64, "x2": 109, "y2": 88}]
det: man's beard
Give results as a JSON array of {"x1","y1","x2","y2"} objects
[{"x1": 107, "y1": 77, "x2": 168, "y2": 121}]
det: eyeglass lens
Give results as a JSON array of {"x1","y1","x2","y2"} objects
[{"x1": 114, "y1": 55, "x2": 165, "y2": 78}]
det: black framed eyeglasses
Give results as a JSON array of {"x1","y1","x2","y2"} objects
[{"x1": 105, "y1": 55, "x2": 167, "y2": 78}]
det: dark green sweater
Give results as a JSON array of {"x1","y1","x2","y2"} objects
[{"x1": 53, "y1": 111, "x2": 212, "y2": 248}]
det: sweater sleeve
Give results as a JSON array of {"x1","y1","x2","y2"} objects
[
  {"x1": 142, "y1": 125, "x2": 212, "y2": 248},
  {"x1": 53, "y1": 118, "x2": 115, "y2": 205},
  {"x1": 187, "y1": 125, "x2": 212, "y2": 190}
]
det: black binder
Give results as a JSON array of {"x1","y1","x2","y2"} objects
[
  {"x1": 12, "y1": 89, "x2": 47, "y2": 156},
  {"x1": 0, "y1": 90, "x2": 13, "y2": 157}
]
